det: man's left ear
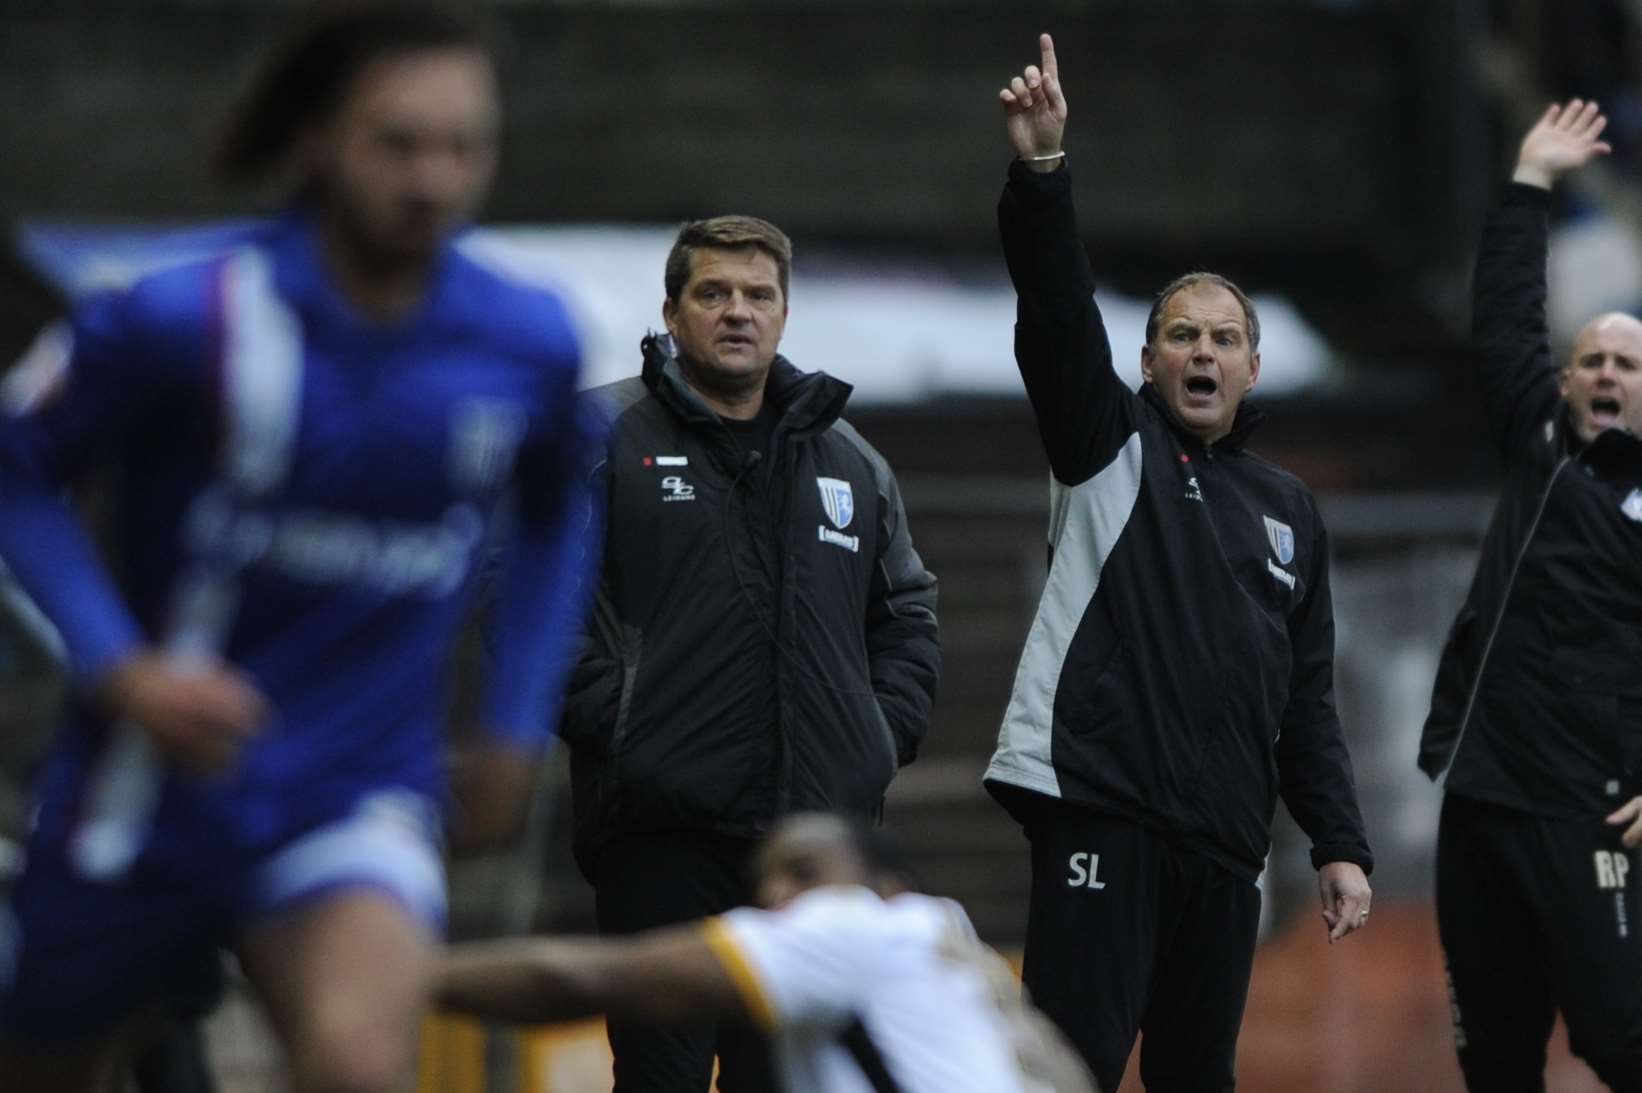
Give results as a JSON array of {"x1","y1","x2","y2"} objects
[{"x1": 1246, "y1": 352, "x2": 1262, "y2": 393}]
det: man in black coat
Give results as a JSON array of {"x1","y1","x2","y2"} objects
[
  {"x1": 1420, "y1": 99, "x2": 1642, "y2": 1092},
  {"x1": 983, "y1": 35, "x2": 1373, "y2": 1092},
  {"x1": 561, "y1": 215, "x2": 940, "y2": 1092}
]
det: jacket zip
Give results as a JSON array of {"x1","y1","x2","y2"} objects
[
  {"x1": 1444, "y1": 452, "x2": 1574, "y2": 778},
  {"x1": 721, "y1": 420, "x2": 790, "y2": 824},
  {"x1": 770, "y1": 431, "x2": 796, "y2": 818}
]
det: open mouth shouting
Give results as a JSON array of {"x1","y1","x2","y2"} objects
[
  {"x1": 1184, "y1": 374, "x2": 1220, "y2": 403},
  {"x1": 1590, "y1": 395, "x2": 1623, "y2": 431},
  {"x1": 1142, "y1": 281, "x2": 1261, "y2": 442}
]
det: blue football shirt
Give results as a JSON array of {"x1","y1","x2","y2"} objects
[{"x1": 0, "y1": 212, "x2": 600, "y2": 873}]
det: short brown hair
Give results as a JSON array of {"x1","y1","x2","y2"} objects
[
  {"x1": 664, "y1": 216, "x2": 793, "y2": 304},
  {"x1": 1144, "y1": 272, "x2": 1261, "y2": 352}
]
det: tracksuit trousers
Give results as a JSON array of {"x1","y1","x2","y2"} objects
[
  {"x1": 1438, "y1": 793, "x2": 1642, "y2": 1093},
  {"x1": 1021, "y1": 808, "x2": 1261, "y2": 1093}
]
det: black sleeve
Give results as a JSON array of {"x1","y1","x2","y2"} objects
[
  {"x1": 1471, "y1": 183, "x2": 1565, "y2": 459},
  {"x1": 1275, "y1": 504, "x2": 1374, "y2": 874},
  {"x1": 858, "y1": 441, "x2": 939, "y2": 766},
  {"x1": 999, "y1": 160, "x2": 1139, "y2": 487}
]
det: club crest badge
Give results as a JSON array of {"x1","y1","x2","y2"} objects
[
  {"x1": 817, "y1": 477, "x2": 854, "y2": 530},
  {"x1": 1263, "y1": 515, "x2": 1295, "y2": 564},
  {"x1": 1622, "y1": 488, "x2": 1642, "y2": 523}
]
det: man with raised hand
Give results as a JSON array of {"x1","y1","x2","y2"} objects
[
  {"x1": 1420, "y1": 99, "x2": 1642, "y2": 1092},
  {"x1": 982, "y1": 33, "x2": 1373, "y2": 1091}
]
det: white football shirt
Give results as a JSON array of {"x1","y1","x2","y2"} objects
[{"x1": 703, "y1": 887, "x2": 1060, "y2": 1093}]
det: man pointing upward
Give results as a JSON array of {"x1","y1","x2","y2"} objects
[{"x1": 983, "y1": 33, "x2": 1374, "y2": 1091}]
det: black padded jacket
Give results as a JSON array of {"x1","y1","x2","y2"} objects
[{"x1": 562, "y1": 334, "x2": 939, "y2": 875}]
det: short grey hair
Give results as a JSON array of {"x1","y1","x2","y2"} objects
[{"x1": 1144, "y1": 272, "x2": 1260, "y2": 352}]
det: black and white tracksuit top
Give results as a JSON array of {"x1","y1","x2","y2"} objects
[
  {"x1": 1420, "y1": 184, "x2": 1642, "y2": 816},
  {"x1": 983, "y1": 162, "x2": 1373, "y2": 881}
]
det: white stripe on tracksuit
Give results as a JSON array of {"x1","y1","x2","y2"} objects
[
  {"x1": 71, "y1": 248, "x2": 304, "y2": 880},
  {"x1": 984, "y1": 432, "x2": 1144, "y2": 800}
]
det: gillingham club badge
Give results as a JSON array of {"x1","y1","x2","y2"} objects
[
  {"x1": 1263, "y1": 515, "x2": 1295, "y2": 564},
  {"x1": 817, "y1": 476, "x2": 854, "y2": 529}
]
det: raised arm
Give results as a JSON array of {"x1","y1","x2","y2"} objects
[
  {"x1": 1512, "y1": 100, "x2": 1611, "y2": 191},
  {"x1": 996, "y1": 34, "x2": 1136, "y2": 486},
  {"x1": 999, "y1": 33, "x2": 1068, "y2": 173},
  {"x1": 1472, "y1": 100, "x2": 1611, "y2": 456}
]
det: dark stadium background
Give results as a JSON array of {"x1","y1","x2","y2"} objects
[{"x1": 2, "y1": 1, "x2": 1635, "y2": 1089}]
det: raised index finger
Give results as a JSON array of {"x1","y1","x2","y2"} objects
[{"x1": 1039, "y1": 32, "x2": 1058, "y2": 82}]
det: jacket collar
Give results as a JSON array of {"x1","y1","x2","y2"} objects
[
  {"x1": 639, "y1": 332, "x2": 853, "y2": 436},
  {"x1": 1139, "y1": 381, "x2": 1265, "y2": 452},
  {"x1": 1566, "y1": 410, "x2": 1642, "y2": 469}
]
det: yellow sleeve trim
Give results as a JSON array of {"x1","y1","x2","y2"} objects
[{"x1": 700, "y1": 918, "x2": 778, "y2": 1031}]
